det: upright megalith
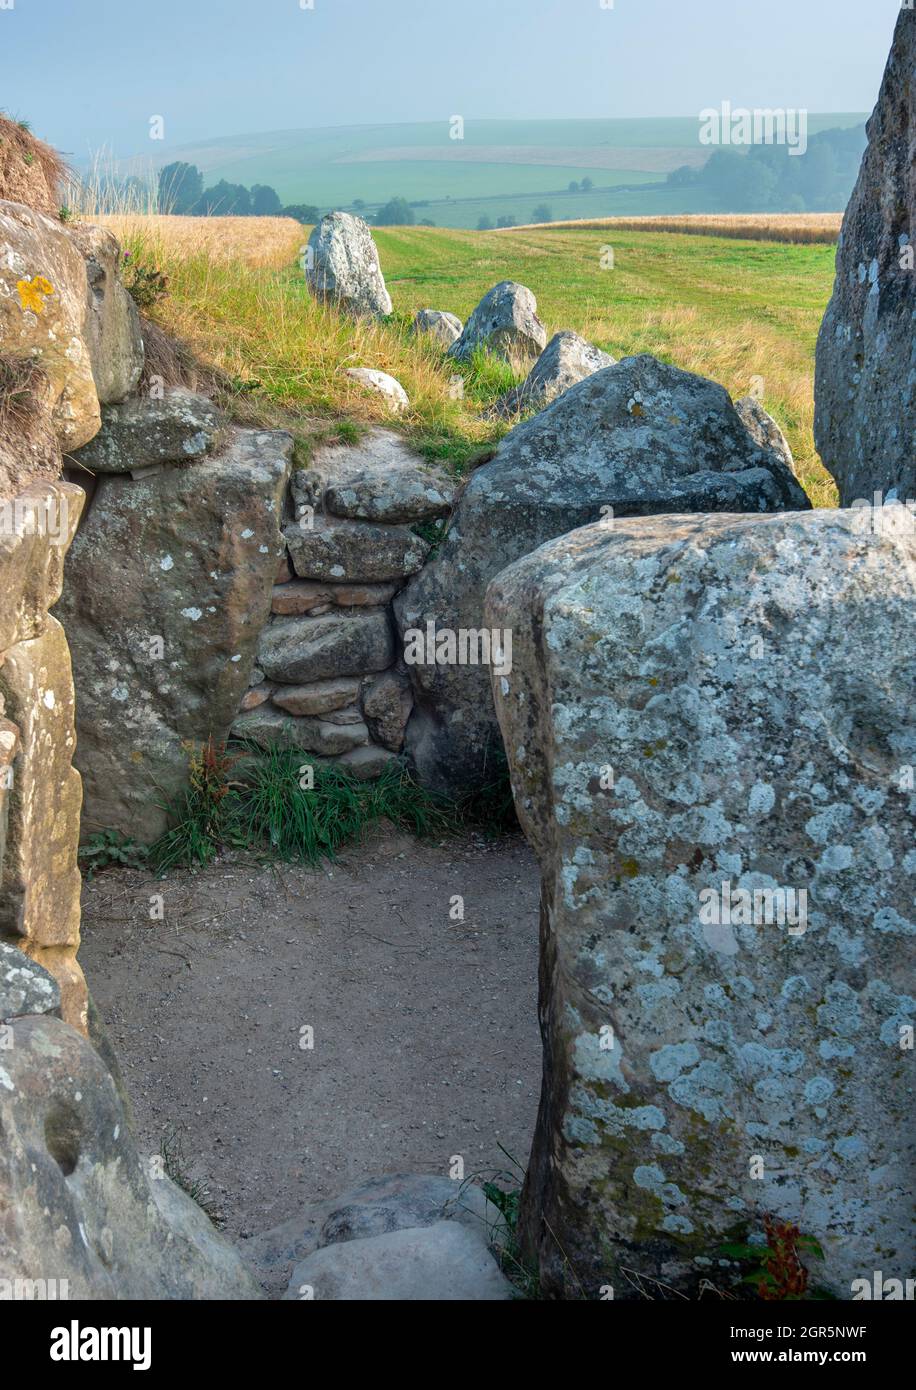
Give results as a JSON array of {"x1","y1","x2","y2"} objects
[
  {"x1": 305, "y1": 211, "x2": 393, "y2": 318},
  {"x1": 488, "y1": 509, "x2": 916, "y2": 1299},
  {"x1": 397, "y1": 354, "x2": 810, "y2": 795},
  {"x1": 57, "y1": 429, "x2": 293, "y2": 842},
  {"x1": 815, "y1": 9, "x2": 915, "y2": 505}
]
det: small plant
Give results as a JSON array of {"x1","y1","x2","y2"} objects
[
  {"x1": 719, "y1": 1216, "x2": 826, "y2": 1300},
  {"x1": 160, "y1": 1130, "x2": 223, "y2": 1227},
  {"x1": 78, "y1": 830, "x2": 148, "y2": 879},
  {"x1": 58, "y1": 205, "x2": 73, "y2": 223},
  {"x1": 121, "y1": 254, "x2": 169, "y2": 311},
  {"x1": 148, "y1": 737, "x2": 237, "y2": 874}
]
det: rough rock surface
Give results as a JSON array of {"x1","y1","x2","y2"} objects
[
  {"x1": 285, "y1": 517, "x2": 429, "y2": 584},
  {"x1": 0, "y1": 941, "x2": 60, "y2": 1022},
  {"x1": 257, "y1": 610, "x2": 394, "y2": 684},
  {"x1": 283, "y1": 1221, "x2": 512, "y2": 1301},
  {"x1": 67, "y1": 222, "x2": 144, "y2": 406},
  {"x1": 413, "y1": 308, "x2": 463, "y2": 348},
  {"x1": 814, "y1": 10, "x2": 916, "y2": 505},
  {"x1": 0, "y1": 1014, "x2": 261, "y2": 1299},
  {"x1": 448, "y1": 280, "x2": 548, "y2": 370},
  {"x1": 232, "y1": 706, "x2": 368, "y2": 756},
  {"x1": 397, "y1": 355, "x2": 812, "y2": 793},
  {"x1": 487, "y1": 509, "x2": 916, "y2": 1299},
  {"x1": 56, "y1": 430, "x2": 292, "y2": 841},
  {"x1": 73, "y1": 388, "x2": 226, "y2": 475},
  {"x1": 362, "y1": 671, "x2": 413, "y2": 752},
  {"x1": 325, "y1": 463, "x2": 452, "y2": 524},
  {"x1": 493, "y1": 330, "x2": 616, "y2": 417},
  {"x1": 344, "y1": 367, "x2": 409, "y2": 412},
  {"x1": 0, "y1": 481, "x2": 83, "y2": 654},
  {"x1": 735, "y1": 396, "x2": 796, "y2": 477},
  {"x1": 0, "y1": 200, "x2": 101, "y2": 454},
  {"x1": 306, "y1": 212, "x2": 392, "y2": 318}
]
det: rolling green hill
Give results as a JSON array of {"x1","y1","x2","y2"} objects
[{"x1": 108, "y1": 114, "x2": 867, "y2": 228}]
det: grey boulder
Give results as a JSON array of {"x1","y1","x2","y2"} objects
[
  {"x1": 493, "y1": 330, "x2": 616, "y2": 417},
  {"x1": 448, "y1": 281, "x2": 548, "y2": 370},
  {"x1": 284, "y1": 517, "x2": 429, "y2": 584},
  {"x1": 72, "y1": 388, "x2": 227, "y2": 475},
  {"x1": 413, "y1": 309, "x2": 463, "y2": 348},
  {"x1": 306, "y1": 212, "x2": 393, "y2": 318},
  {"x1": 396, "y1": 354, "x2": 812, "y2": 794}
]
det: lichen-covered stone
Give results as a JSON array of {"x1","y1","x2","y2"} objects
[
  {"x1": 493, "y1": 330, "x2": 616, "y2": 417},
  {"x1": 258, "y1": 610, "x2": 394, "y2": 684},
  {"x1": 271, "y1": 677, "x2": 361, "y2": 717},
  {"x1": 72, "y1": 388, "x2": 226, "y2": 475},
  {"x1": 306, "y1": 212, "x2": 392, "y2": 318},
  {"x1": 0, "y1": 1014, "x2": 261, "y2": 1299},
  {"x1": 412, "y1": 309, "x2": 463, "y2": 348},
  {"x1": 448, "y1": 281, "x2": 547, "y2": 370},
  {"x1": 56, "y1": 430, "x2": 292, "y2": 842},
  {"x1": 0, "y1": 940, "x2": 60, "y2": 1022},
  {"x1": 361, "y1": 671, "x2": 413, "y2": 752},
  {"x1": 734, "y1": 396, "x2": 797, "y2": 477},
  {"x1": 344, "y1": 368, "x2": 409, "y2": 413},
  {"x1": 814, "y1": 10, "x2": 915, "y2": 506},
  {"x1": 398, "y1": 354, "x2": 812, "y2": 794},
  {"x1": 0, "y1": 200, "x2": 100, "y2": 455},
  {"x1": 233, "y1": 705, "x2": 369, "y2": 756},
  {"x1": 487, "y1": 508, "x2": 916, "y2": 1300},
  {"x1": 285, "y1": 517, "x2": 429, "y2": 584},
  {"x1": 67, "y1": 221, "x2": 144, "y2": 406}
]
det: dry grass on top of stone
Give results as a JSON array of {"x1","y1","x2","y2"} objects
[{"x1": 0, "y1": 114, "x2": 67, "y2": 217}]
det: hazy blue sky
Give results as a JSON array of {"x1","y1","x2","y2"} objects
[{"x1": 0, "y1": 0, "x2": 902, "y2": 156}]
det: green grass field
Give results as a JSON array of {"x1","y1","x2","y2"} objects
[{"x1": 130, "y1": 216, "x2": 839, "y2": 506}]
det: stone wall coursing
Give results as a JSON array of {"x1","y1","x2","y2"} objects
[
  {"x1": 815, "y1": 9, "x2": 915, "y2": 506},
  {"x1": 488, "y1": 510, "x2": 916, "y2": 1299},
  {"x1": 231, "y1": 429, "x2": 454, "y2": 780}
]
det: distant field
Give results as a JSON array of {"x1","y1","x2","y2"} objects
[
  {"x1": 502, "y1": 213, "x2": 844, "y2": 244},
  {"x1": 103, "y1": 114, "x2": 867, "y2": 229},
  {"x1": 108, "y1": 214, "x2": 839, "y2": 507}
]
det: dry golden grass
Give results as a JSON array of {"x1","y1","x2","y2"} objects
[
  {"x1": 499, "y1": 213, "x2": 843, "y2": 244},
  {"x1": 0, "y1": 113, "x2": 68, "y2": 217},
  {"x1": 94, "y1": 214, "x2": 305, "y2": 269}
]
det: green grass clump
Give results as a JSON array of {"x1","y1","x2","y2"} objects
[{"x1": 148, "y1": 740, "x2": 457, "y2": 873}]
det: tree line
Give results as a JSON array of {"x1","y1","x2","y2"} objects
[
  {"x1": 158, "y1": 162, "x2": 318, "y2": 222},
  {"x1": 666, "y1": 124, "x2": 867, "y2": 212}
]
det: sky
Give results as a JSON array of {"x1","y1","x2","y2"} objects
[{"x1": 0, "y1": 0, "x2": 903, "y2": 158}]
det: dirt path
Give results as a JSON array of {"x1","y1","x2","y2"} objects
[{"x1": 79, "y1": 826, "x2": 542, "y2": 1243}]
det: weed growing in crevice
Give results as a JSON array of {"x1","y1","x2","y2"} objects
[{"x1": 159, "y1": 1130, "x2": 223, "y2": 1228}]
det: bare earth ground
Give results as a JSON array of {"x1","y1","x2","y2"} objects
[{"x1": 79, "y1": 826, "x2": 542, "y2": 1244}]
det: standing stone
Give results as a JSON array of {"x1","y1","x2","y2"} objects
[
  {"x1": 814, "y1": 10, "x2": 916, "y2": 506},
  {"x1": 448, "y1": 281, "x2": 548, "y2": 370},
  {"x1": 306, "y1": 212, "x2": 393, "y2": 318},
  {"x1": 68, "y1": 222, "x2": 144, "y2": 406},
  {"x1": 397, "y1": 355, "x2": 811, "y2": 795},
  {"x1": 56, "y1": 430, "x2": 292, "y2": 842},
  {"x1": 488, "y1": 509, "x2": 916, "y2": 1299},
  {"x1": 0, "y1": 200, "x2": 101, "y2": 453},
  {"x1": 0, "y1": 479, "x2": 85, "y2": 1033}
]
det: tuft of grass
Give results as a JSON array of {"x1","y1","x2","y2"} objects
[
  {"x1": 160, "y1": 1130, "x2": 223, "y2": 1228},
  {"x1": 148, "y1": 740, "x2": 459, "y2": 872}
]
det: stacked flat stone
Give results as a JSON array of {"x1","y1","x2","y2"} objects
[{"x1": 232, "y1": 429, "x2": 454, "y2": 777}]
